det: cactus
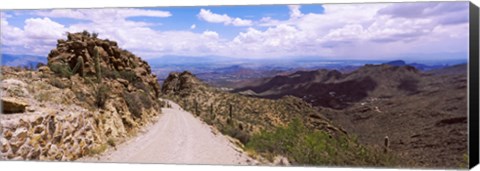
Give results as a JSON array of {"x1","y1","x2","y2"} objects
[
  {"x1": 194, "y1": 99, "x2": 199, "y2": 116},
  {"x1": 384, "y1": 136, "x2": 389, "y2": 153},
  {"x1": 229, "y1": 103, "x2": 233, "y2": 119},
  {"x1": 210, "y1": 103, "x2": 214, "y2": 116},
  {"x1": 71, "y1": 55, "x2": 84, "y2": 77},
  {"x1": 93, "y1": 46, "x2": 102, "y2": 83},
  {"x1": 184, "y1": 99, "x2": 188, "y2": 111}
]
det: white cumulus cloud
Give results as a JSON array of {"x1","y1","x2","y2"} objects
[{"x1": 197, "y1": 9, "x2": 252, "y2": 26}]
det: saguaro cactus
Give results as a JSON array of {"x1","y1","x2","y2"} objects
[
  {"x1": 184, "y1": 99, "x2": 188, "y2": 111},
  {"x1": 71, "y1": 55, "x2": 84, "y2": 77},
  {"x1": 384, "y1": 136, "x2": 389, "y2": 153},
  {"x1": 210, "y1": 103, "x2": 214, "y2": 115},
  {"x1": 93, "y1": 46, "x2": 102, "y2": 83},
  {"x1": 229, "y1": 103, "x2": 233, "y2": 119},
  {"x1": 194, "y1": 99, "x2": 199, "y2": 116}
]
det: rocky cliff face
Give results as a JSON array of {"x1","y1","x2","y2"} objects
[{"x1": 1, "y1": 31, "x2": 165, "y2": 161}]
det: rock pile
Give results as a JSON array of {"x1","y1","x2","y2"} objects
[
  {"x1": 47, "y1": 31, "x2": 161, "y2": 98},
  {"x1": 1, "y1": 112, "x2": 99, "y2": 161},
  {"x1": 161, "y1": 71, "x2": 205, "y2": 97}
]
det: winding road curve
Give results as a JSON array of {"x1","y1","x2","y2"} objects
[{"x1": 91, "y1": 100, "x2": 255, "y2": 165}]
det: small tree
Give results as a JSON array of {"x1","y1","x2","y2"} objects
[
  {"x1": 82, "y1": 30, "x2": 91, "y2": 37},
  {"x1": 92, "y1": 32, "x2": 99, "y2": 38}
]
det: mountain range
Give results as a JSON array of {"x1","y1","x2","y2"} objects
[{"x1": 232, "y1": 63, "x2": 468, "y2": 168}]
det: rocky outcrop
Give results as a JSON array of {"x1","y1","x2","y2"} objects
[
  {"x1": 2, "y1": 97, "x2": 28, "y2": 114},
  {"x1": 161, "y1": 71, "x2": 205, "y2": 97},
  {"x1": 47, "y1": 32, "x2": 161, "y2": 99}
]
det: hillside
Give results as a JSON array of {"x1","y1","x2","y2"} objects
[
  {"x1": 233, "y1": 63, "x2": 468, "y2": 168},
  {"x1": 1, "y1": 31, "x2": 166, "y2": 161}
]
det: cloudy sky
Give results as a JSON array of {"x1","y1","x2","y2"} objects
[{"x1": 0, "y1": 2, "x2": 470, "y2": 60}]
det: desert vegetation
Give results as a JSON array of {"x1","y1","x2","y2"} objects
[{"x1": 246, "y1": 118, "x2": 402, "y2": 166}]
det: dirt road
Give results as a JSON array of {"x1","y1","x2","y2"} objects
[{"x1": 90, "y1": 100, "x2": 256, "y2": 165}]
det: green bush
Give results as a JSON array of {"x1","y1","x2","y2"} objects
[
  {"x1": 92, "y1": 32, "x2": 99, "y2": 38},
  {"x1": 139, "y1": 92, "x2": 153, "y2": 109},
  {"x1": 119, "y1": 71, "x2": 137, "y2": 82},
  {"x1": 95, "y1": 85, "x2": 110, "y2": 108},
  {"x1": 103, "y1": 66, "x2": 120, "y2": 79},
  {"x1": 49, "y1": 63, "x2": 73, "y2": 78},
  {"x1": 107, "y1": 138, "x2": 116, "y2": 147},
  {"x1": 220, "y1": 124, "x2": 251, "y2": 144},
  {"x1": 123, "y1": 91, "x2": 143, "y2": 118},
  {"x1": 246, "y1": 118, "x2": 401, "y2": 167},
  {"x1": 134, "y1": 81, "x2": 150, "y2": 94},
  {"x1": 50, "y1": 78, "x2": 68, "y2": 89},
  {"x1": 82, "y1": 30, "x2": 91, "y2": 37}
]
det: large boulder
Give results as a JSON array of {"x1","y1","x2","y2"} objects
[{"x1": 2, "y1": 97, "x2": 28, "y2": 114}]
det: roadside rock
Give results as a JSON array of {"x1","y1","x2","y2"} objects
[
  {"x1": 273, "y1": 155, "x2": 290, "y2": 166},
  {"x1": 2, "y1": 97, "x2": 28, "y2": 114}
]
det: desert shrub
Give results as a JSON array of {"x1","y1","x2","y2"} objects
[
  {"x1": 75, "y1": 91, "x2": 87, "y2": 102},
  {"x1": 49, "y1": 63, "x2": 73, "y2": 78},
  {"x1": 86, "y1": 144, "x2": 108, "y2": 156},
  {"x1": 82, "y1": 30, "x2": 91, "y2": 37},
  {"x1": 95, "y1": 85, "x2": 110, "y2": 108},
  {"x1": 119, "y1": 71, "x2": 137, "y2": 82},
  {"x1": 103, "y1": 67, "x2": 120, "y2": 79},
  {"x1": 123, "y1": 91, "x2": 143, "y2": 118},
  {"x1": 139, "y1": 92, "x2": 153, "y2": 109},
  {"x1": 246, "y1": 118, "x2": 401, "y2": 166},
  {"x1": 134, "y1": 81, "x2": 150, "y2": 94},
  {"x1": 50, "y1": 78, "x2": 68, "y2": 89},
  {"x1": 220, "y1": 124, "x2": 251, "y2": 144},
  {"x1": 107, "y1": 138, "x2": 116, "y2": 147},
  {"x1": 124, "y1": 91, "x2": 160, "y2": 115},
  {"x1": 247, "y1": 118, "x2": 304, "y2": 156},
  {"x1": 92, "y1": 32, "x2": 99, "y2": 38}
]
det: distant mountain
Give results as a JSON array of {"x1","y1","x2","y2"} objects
[
  {"x1": 384, "y1": 60, "x2": 407, "y2": 66},
  {"x1": 233, "y1": 64, "x2": 421, "y2": 109},
  {"x1": 146, "y1": 55, "x2": 232, "y2": 67},
  {"x1": 1, "y1": 54, "x2": 47, "y2": 67},
  {"x1": 383, "y1": 60, "x2": 452, "y2": 71}
]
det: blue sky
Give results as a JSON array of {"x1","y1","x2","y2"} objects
[{"x1": 0, "y1": 2, "x2": 469, "y2": 61}]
